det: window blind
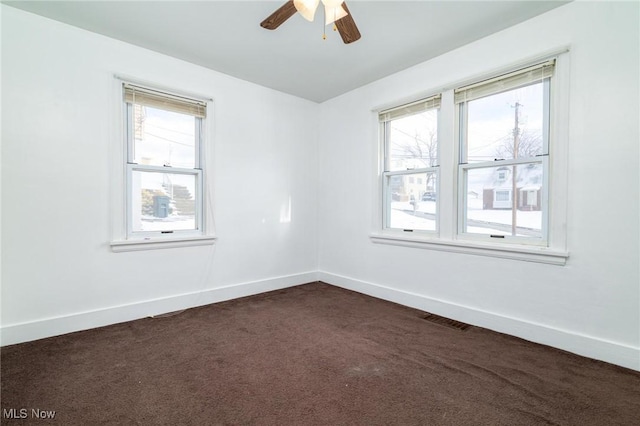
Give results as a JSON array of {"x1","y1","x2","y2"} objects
[
  {"x1": 379, "y1": 95, "x2": 441, "y2": 123},
  {"x1": 123, "y1": 83, "x2": 207, "y2": 118},
  {"x1": 454, "y1": 60, "x2": 555, "y2": 104}
]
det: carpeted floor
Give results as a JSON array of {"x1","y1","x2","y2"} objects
[{"x1": 2, "y1": 282, "x2": 639, "y2": 425}]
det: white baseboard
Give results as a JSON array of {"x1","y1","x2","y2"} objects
[
  {"x1": 318, "y1": 271, "x2": 640, "y2": 372},
  {"x1": 3, "y1": 270, "x2": 638, "y2": 372},
  {"x1": 0, "y1": 271, "x2": 319, "y2": 347}
]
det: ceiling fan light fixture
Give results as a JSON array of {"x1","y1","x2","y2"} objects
[
  {"x1": 294, "y1": 0, "x2": 320, "y2": 22},
  {"x1": 321, "y1": 0, "x2": 344, "y2": 8},
  {"x1": 261, "y1": 0, "x2": 360, "y2": 44},
  {"x1": 324, "y1": 4, "x2": 348, "y2": 25}
]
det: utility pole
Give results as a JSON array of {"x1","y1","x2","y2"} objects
[{"x1": 511, "y1": 102, "x2": 521, "y2": 236}]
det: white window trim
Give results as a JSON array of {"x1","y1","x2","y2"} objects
[
  {"x1": 110, "y1": 235, "x2": 216, "y2": 253},
  {"x1": 109, "y1": 76, "x2": 216, "y2": 252},
  {"x1": 457, "y1": 157, "x2": 549, "y2": 247},
  {"x1": 369, "y1": 232, "x2": 568, "y2": 265},
  {"x1": 382, "y1": 168, "x2": 440, "y2": 234},
  {"x1": 371, "y1": 51, "x2": 570, "y2": 265},
  {"x1": 126, "y1": 164, "x2": 204, "y2": 238},
  {"x1": 456, "y1": 64, "x2": 552, "y2": 246},
  {"x1": 380, "y1": 94, "x2": 441, "y2": 234}
]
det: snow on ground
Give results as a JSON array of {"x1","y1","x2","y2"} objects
[
  {"x1": 465, "y1": 198, "x2": 541, "y2": 230},
  {"x1": 389, "y1": 198, "x2": 541, "y2": 235},
  {"x1": 389, "y1": 202, "x2": 436, "y2": 231},
  {"x1": 389, "y1": 211, "x2": 436, "y2": 231}
]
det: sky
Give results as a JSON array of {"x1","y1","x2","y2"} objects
[
  {"x1": 134, "y1": 106, "x2": 198, "y2": 169},
  {"x1": 466, "y1": 82, "x2": 546, "y2": 162}
]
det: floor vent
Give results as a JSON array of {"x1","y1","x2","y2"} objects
[{"x1": 422, "y1": 313, "x2": 472, "y2": 331}]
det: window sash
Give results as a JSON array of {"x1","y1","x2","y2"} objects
[
  {"x1": 125, "y1": 103, "x2": 203, "y2": 169},
  {"x1": 457, "y1": 157, "x2": 549, "y2": 245},
  {"x1": 126, "y1": 164, "x2": 203, "y2": 237},
  {"x1": 458, "y1": 77, "x2": 551, "y2": 164},
  {"x1": 383, "y1": 167, "x2": 439, "y2": 232}
]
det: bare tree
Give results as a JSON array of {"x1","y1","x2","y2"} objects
[
  {"x1": 495, "y1": 128, "x2": 542, "y2": 159},
  {"x1": 400, "y1": 129, "x2": 438, "y2": 190},
  {"x1": 401, "y1": 129, "x2": 437, "y2": 166},
  {"x1": 388, "y1": 116, "x2": 438, "y2": 200}
]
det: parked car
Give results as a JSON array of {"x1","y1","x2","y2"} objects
[{"x1": 422, "y1": 192, "x2": 436, "y2": 201}]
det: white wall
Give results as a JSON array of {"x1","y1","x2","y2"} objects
[
  {"x1": 1, "y1": 6, "x2": 319, "y2": 343},
  {"x1": 317, "y1": 1, "x2": 640, "y2": 370},
  {"x1": 2, "y1": 2, "x2": 639, "y2": 371}
]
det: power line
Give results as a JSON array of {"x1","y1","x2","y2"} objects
[
  {"x1": 390, "y1": 125, "x2": 436, "y2": 146},
  {"x1": 146, "y1": 122, "x2": 195, "y2": 137},
  {"x1": 144, "y1": 132, "x2": 194, "y2": 148}
]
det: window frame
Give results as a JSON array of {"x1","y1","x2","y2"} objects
[
  {"x1": 125, "y1": 165, "x2": 204, "y2": 238},
  {"x1": 456, "y1": 67, "x2": 552, "y2": 246},
  {"x1": 371, "y1": 53, "x2": 570, "y2": 265},
  {"x1": 110, "y1": 77, "x2": 216, "y2": 252},
  {"x1": 380, "y1": 95, "x2": 441, "y2": 234},
  {"x1": 457, "y1": 156, "x2": 549, "y2": 246}
]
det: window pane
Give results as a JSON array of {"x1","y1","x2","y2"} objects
[
  {"x1": 131, "y1": 170, "x2": 197, "y2": 232},
  {"x1": 132, "y1": 105, "x2": 197, "y2": 168},
  {"x1": 387, "y1": 109, "x2": 438, "y2": 171},
  {"x1": 463, "y1": 163, "x2": 543, "y2": 237},
  {"x1": 387, "y1": 172, "x2": 437, "y2": 231},
  {"x1": 466, "y1": 81, "x2": 545, "y2": 163}
]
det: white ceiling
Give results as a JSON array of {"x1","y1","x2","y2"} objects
[{"x1": 3, "y1": 0, "x2": 569, "y2": 102}]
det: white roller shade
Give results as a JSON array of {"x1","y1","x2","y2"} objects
[
  {"x1": 123, "y1": 83, "x2": 207, "y2": 118},
  {"x1": 454, "y1": 60, "x2": 555, "y2": 104},
  {"x1": 379, "y1": 95, "x2": 441, "y2": 123}
]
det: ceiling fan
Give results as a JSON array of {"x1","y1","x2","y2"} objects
[{"x1": 260, "y1": 0, "x2": 361, "y2": 44}]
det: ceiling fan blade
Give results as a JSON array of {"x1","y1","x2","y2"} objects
[
  {"x1": 334, "y1": 2, "x2": 361, "y2": 44},
  {"x1": 260, "y1": 1, "x2": 297, "y2": 30}
]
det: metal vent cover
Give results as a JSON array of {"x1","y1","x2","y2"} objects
[{"x1": 422, "y1": 313, "x2": 472, "y2": 331}]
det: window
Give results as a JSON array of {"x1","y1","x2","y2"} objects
[
  {"x1": 111, "y1": 82, "x2": 214, "y2": 250},
  {"x1": 380, "y1": 95, "x2": 440, "y2": 232},
  {"x1": 374, "y1": 56, "x2": 569, "y2": 265},
  {"x1": 495, "y1": 190, "x2": 511, "y2": 202},
  {"x1": 457, "y1": 60, "x2": 553, "y2": 243}
]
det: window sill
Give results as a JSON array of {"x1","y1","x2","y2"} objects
[
  {"x1": 110, "y1": 236, "x2": 216, "y2": 253},
  {"x1": 369, "y1": 232, "x2": 568, "y2": 265}
]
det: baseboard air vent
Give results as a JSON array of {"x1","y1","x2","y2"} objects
[{"x1": 422, "y1": 313, "x2": 471, "y2": 331}]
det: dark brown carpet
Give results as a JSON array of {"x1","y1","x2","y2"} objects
[{"x1": 2, "y1": 282, "x2": 639, "y2": 425}]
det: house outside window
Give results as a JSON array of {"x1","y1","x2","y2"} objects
[{"x1": 495, "y1": 190, "x2": 511, "y2": 203}]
